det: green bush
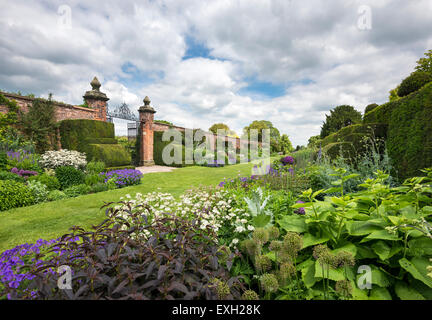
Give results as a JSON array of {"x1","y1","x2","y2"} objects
[
  {"x1": 85, "y1": 173, "x2": 105, "y2": 186},
  {"x1": 55, "y1": 166, "x2": 85, "y2": 189},
  {"x1": 27, "y1": 180, "x2": 49, "y2": 203},
  {"x1": 90, "y1": 182, "x2": 109, "y2": 193},
  {"x1": 364, "y1": 82, "x2": 432, "y2": 179},
  {"x1": 28, "y1": 173, "x2": 60, "y2": 191},
  {"x1": 0, "y1": 180, "x2": 35, "y2": 211},
  {"x1": 47, "y1": 190, "x2": 68, "y2": 201},
  {"x1": 364, "y1": 103, "x2": 379, "y2": 115},
  {"x1": 85, "y1": 161, "x2": 105, "y2": 174},
  {"x1": 397, "y1": 71, "x2": 432, "y2": 97},
  {"x1": 0, "y1": 152, "x2": 7, "y2": 170},
  {"x1": 64, "y1": 184, "x2": 91, "y2": 198},
  {"x1": 0, "y1": 170, "x2": 25, "y2": 182}
]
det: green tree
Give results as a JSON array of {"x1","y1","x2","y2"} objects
[
  {"x1": 415, "y1": 49, "x2": 432, "y2": 74},
  {"x1": 389, "y1": 87, "x2": 400, "y2": 102},
  {"x1": 307, "y1": 135, "x2": 321, "y2": 148},
  {"x1": 209, "y1": 123, "x2": 237, "y2": 137},
  {"x1": 243, "y1": 120, "x2": 281, "y2": 153},
  {"x1": 320, "y1": 105, "x2": 362, "y2": 139},
  {"x1": 280, "y1": 134, "x2": 294, "y2": 154}
]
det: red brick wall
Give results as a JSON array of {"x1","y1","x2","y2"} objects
[{"x1": 0, "y1": 92, "x2": 99, "y2": 122}]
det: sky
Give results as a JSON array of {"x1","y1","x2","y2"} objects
[{"x1": 0, "y1": 0, "x2": 431, "y2": 145}]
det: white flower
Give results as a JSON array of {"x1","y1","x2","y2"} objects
[
  {"x1": 232, "y1": 238, "x2": 239, "y2": 245},
  {"x1": 247, "y1": 225, "x2": 255, "y2": 231}
]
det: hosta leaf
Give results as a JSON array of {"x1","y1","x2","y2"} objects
[
  {"x1": 332, "y1": 243, "x2": 357, "y2": 257},
  {"x1": 368, "y1": 287, "x2": 392, "y2": 300},
  {"x1": 395, "y1": 282, "x2": 425, "y2": 300},
  {"x1": 371, "y1": 241, "x2": 402, "y2": 261},
  {"x1": 359, "y1": 230, "x2": 400, "y2": 243},
  {"x1": 345, "y1": 220, "x2": 386, "y2": 236},
  {"x1": 277, "y1": 215, "x2": 307, "y2": 233},
  {"x1": 399, "y1": 257, "x2": 432, "y2": 288},
  {"x1": 300, "y1": 259, "x2": 318, "y2": 288},
  {"x1": 301, "y1": 233, "x2": 329, "y2": 249},
  {"x1": 314, "y1": 261, "x2": 345, "y2": 281}
]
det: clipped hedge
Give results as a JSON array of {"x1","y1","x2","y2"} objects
[
  {"x1": 105, "y1": 165, "x2": 135, "y2": 171},
  {"x1": 59, "y1": 120, "x2": 114, "y2": 151},
  {"x1": 364, "y1": 82, "x2": 432, "y2": 179},
  {"x1": 85, "y1": 144, "x2": 131, "y2": 168},
  {"x1": 59, "y1": 119, "x2": 131, "y2": 168},
  {"x1": 153, "y1": 131, "x2": 191, "y2": 167},
  {"x1": 321, "y1": 123, "x2": 388, "y2": 161}
]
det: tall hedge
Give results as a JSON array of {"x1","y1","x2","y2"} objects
[
  {"x1": 364, "y1": 82, "x2": 432, "y2": 179},
  {"x1": 59, "y1": 119, "x2": 131, "y2": 167},
  {"x1": 321, "y1": 123, "x2": 388, "y2": 161},
  {"x1": 153, "y1": 131, "x2": 190, "y2": 167}
]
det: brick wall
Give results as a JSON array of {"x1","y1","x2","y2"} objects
[{"x1": 0, "y1": 91, "x2": 99, "y2": 122}]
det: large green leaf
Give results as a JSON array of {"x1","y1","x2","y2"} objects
[
  {"x1": 399, "y1": 257, "x2": 432, "y2": 288},
  {"x1": 371, "y1": 241, "x2": 403, "y2": 261},
  {"x1": 359, "y1": 230, "x2": 400, "y2": 243},
  {"x1": 314, "y1": 261, "x2": 345, "y2": 281},
  {"x1": 301, "y1": 233, "x2": 329, "y2": 249},
  {"x1": 408, "y1": 238, "x2": 432, "y2": 255},
  {"x1": 277, "y1": 215, "x2": 307, "y2": 233},
  {"x1": 354, "y1": 265, "x2": 390, "y2": 288},
  {"x1": 332, "y1": 243, "x2": 357, "y2": 258},
  {"x1": 395, "y1": 282, "x2": 425, "y2": 300},
  {"x1": 368, "y1": 287, "x2": 392, "y2": 300},
  {"x1": 300, "y1": 259, "x2": 318, "y2": 289},
  {"x1": 345, "y1": 219, "x2": 386, "y2": 236}
]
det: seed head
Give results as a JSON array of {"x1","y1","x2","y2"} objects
[
  {"x1": 253, "y1": 228, "x2": 269, "y2": 245},
  {"x1": 242, "y1": 290, "x2": 260, "y2": 300},
  {"x1": 268, "y1": 226, "x2": 280, "y2": 240},
  {"x1": 282, "y1": 232, "x2": 303, "y2": 260},
  {"x1": 211, "y1": 278, "x2": 231, "y2": 299},
  {"x1": 335, "y1": 279, "x2": 353, "y2": 298},
  {"x1": 335, "y1": 251, "x2": 355, "y2": 268},
  {"x1": 241, "y1": 239, "x2": 260, "y2": 258},
  {"x1": 260, "y1": 273, "x2": 279, "y2": 293},
  {"x1": 279, "y1": 261, "x2": 296, "y2": 280},
  {"x1": 255, "y1": 255, "x2": 272, "y2": 272}
]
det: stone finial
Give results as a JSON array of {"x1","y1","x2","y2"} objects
[
  {"x1": 83, "y1": 76, "x2": 109, "y2": 101},
  {"x1": 90, "y1": 77, "x2": 101, "y2": 91},
  {"x1": 138, "y1": 96, "x2": 156, "y2": 114},
  {"x1": 144, "y1": 96, "x2": 151, "y2": 105}
]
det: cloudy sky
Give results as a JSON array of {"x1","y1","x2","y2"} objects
[{"x1": 1, "y1": 0, "x2": 431, "y2": 145}]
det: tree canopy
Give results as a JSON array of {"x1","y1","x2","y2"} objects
[{"x1": 320, "y1": 105, "x2": 362, "y2": 139}]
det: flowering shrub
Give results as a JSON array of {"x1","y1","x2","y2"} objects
[
  {"x1": 114, "y1": 187, "x2": 253, "y2": 249},
  {"x1": 10, "y1": 167, "x2": 38, "y2": 179},
  {"x1": 27, "y1": 180, "x2": 49, "y2": 203},
  {"x1": 39, "y1": 149, "x2": 87, "y2": 170},
  {"x1": 101, "y1": 169, "x2": 143, "y2": 188}
]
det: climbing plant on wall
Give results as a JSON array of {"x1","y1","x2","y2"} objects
[{"x1": 21, "y1": 94, "x2": 59, "y2": 153}]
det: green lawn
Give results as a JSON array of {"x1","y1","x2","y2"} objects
[{"x1": 0, "y1": 162, "x2": 257, "y2": 253}]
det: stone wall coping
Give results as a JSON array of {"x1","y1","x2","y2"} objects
[{"x1": 0, "y1": 91, "x2": 97, "y2": 113}]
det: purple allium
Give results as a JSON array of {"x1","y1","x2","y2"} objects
[
  {"x1": 281, "y1": 156, "x2": 294, "y2": 166},
  {"x1": 295, "y1": 200, "x2": 305, "y2": 215}
]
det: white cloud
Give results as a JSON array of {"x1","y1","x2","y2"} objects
[{"x1": 1, "y1": 0, "x2": 432, "y2": 145}]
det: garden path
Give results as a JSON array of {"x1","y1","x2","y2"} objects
[{"x1": 135, "y1": 165, "x2": 178, "y2": 175}]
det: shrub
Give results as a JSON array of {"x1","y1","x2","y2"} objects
[
  {"x1": 0, "y1": 152, "x2": 7, "y2": 170},
  {"x1": 47, "y1": 190, "x2": 68, "y2": 201},
  {"x1": 63, "y1": 184, "x2": 91, "y2": 198},
  {"x1": 0, "y1": 180, "x2": 35, "y2": 211},
  {"x1": 101, "y1": 169, "x2": 143, "y2": 188},
  {"x1": 6, "y1": 150, "x2": 40, "y2": 172},
  {"x1": 0, "y1": 170, "x2": 25, "y2": 182},
  {"x1": 84, "y1": 144, "x2": 131, "y2": 168},
  {"x1": 28, "y1": 173, "x2": 60, "y2": 191},
  {"x1": 90, "y1": 182, "x2": 109, "y2": 193},
  {"x1": 364, "y1": 103, "x2": 379, "y2": 115},
  {"x1": 3, "y1": 207, "x2": 245, "y2": 300},
  {"x1": 39, "y1": 149, "x2": 87, "y2": 170},
  {"x1": 84, "y1": 173, "x2": 104, "y2": 186},
  {"x1": 85, "y1": 161, "x2": 105, "y2": 174},
  {"x1": 397, "y1": 71, "x2": 432, "y2": 97},
  {"x1": 27, "y1": 180, "x2": 49, "y2": 203},
  {"x1": 55, "y1": 166, "x2": 85, "y2": 189}
]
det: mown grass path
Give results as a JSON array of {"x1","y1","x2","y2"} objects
[{"x1": 0, "y1": 162, "x2": 256, "y2": 252}]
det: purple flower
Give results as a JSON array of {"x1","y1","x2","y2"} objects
[
  {"x1": 101, "y1": 169, "x2": 143, "y2": 188},
  {"x1": 295, "y1": 200, "x2": 305, "y2": 215},
  {"x1": 281, "y1": 156, "x2": 294, "y2": 166}
]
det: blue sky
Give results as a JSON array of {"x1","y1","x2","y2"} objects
[{"x1": 1, "y1": 0, "x2": 432, "y2": 144}]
